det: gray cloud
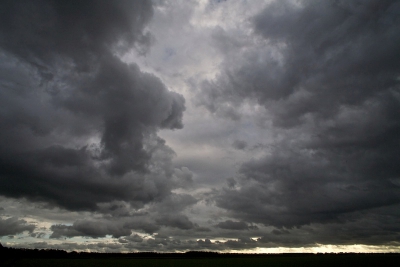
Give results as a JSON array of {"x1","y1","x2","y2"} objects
[
  {"x1": 157, "y1": 214, "x2": 197, "y2": 230},
  {"x1": 232, "y1": 140, "x2": 247, "y2": 150},
  {"x1": 118, "y1": 234, "x2": 143, "y2": 244},
  {"x1": 172, "y1": 167, "x2": 194, "y2": 188},
  {"x1": 215, "y1": 220, "x2": 257, "y2": 230},
  {"x1": 49, "y1": 192, "x2": 198, "y2": 238},
  {"x1": 49, "y1": 214, "x2": 197, "y2": 240},
  {"x1": 0, "y1": 0, "x2": 185, "y2": 212},
  {"x1": 0, "y1": 217, "x2": 35, "y2": 236},
  {"x1": 2, "y1": 0, "x2": 400, "y2": 252},
  {"x1": 50, "y1": 220, "x2": 131, "y2": 239},
  {"x1": 201, "y1": 0, "x2": 400, "y2": 127},
  {"x1": 49, "y1": 217, "x2": 148, "y2": 239},
  {"x1": 0, "y1": 0, "x2": 153, "y2": 66},
  {"x1": 198, "y1": 0, "x2": 400, "y2": 245},
  {"x1": 226, "y1": 177, "x2": 237, "y2": 189}
]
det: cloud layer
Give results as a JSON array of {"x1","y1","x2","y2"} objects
[
  {"x1": 1, "y1": 0, "x2": 400, "y2": 252},
  {"x1": 0, "y1": 0, "x2": 185, "y2": 212},
  {"x1": 201, "y1": 0, "x2": 400, "y2": 244}
]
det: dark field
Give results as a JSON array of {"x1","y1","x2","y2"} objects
[{"x1": 3, "y1": 254, "x2": 400, "y2": 267}]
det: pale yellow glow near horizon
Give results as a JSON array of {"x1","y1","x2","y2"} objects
[{"x1": 250, "y1": 244, "x2": 400, "y2": 254}]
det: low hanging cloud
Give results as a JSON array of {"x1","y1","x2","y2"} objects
[
  {"x1": 50, "y1": 220, "x2": 131, "y2": 239},
  {"x1": 200, "y1": 0, "x2": 400, "y2": 243},
  {"x1": 215, "y1": 220, "x2": 257, "y2": 230},
  {"x1": 0, "y1": 0, "x2": 185, "y2": 212},
  {"x1": 0, "y1": 217, "x2": 35, "y2": 236}
]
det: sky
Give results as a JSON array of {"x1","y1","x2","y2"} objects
[{"x1": 0, "y1": 0, "x2": 400, "y2": 253}]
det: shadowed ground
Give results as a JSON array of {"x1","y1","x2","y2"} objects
[{"x1": 2, "y1": 254, "x2": 400, "y2": 267}]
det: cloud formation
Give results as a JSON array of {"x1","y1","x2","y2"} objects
[
  {"x1": 215, "y1": 220, "x2": 257, "y2": 230},
  {"x1": 1, "y1": 0, "x2": 400, "y2": 252},
  {"x1": 0, "y1": 0, "x2": 185, "y2": 212},
  {"x1": 0, "y1": 217, "x2": 35, "y2": 236},
  {"x1": 199, "y1": 0, "x2": 400, "y2": 243}
]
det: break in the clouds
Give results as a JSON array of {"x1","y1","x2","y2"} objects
[{"x1": 1, "y1": 0, "x2": 400, "y2": 253}]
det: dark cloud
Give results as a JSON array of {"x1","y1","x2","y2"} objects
[
  {"x1": 226, "y1": 177, "x2": 237, "y2": 189},
  {"x1": 50, "y1": 220, "x2": 130, "y2": 239},
  {"x1": 232, "y1": 140, "x2": 247, "y2": 150},
  {"x1": 253, "y1": 205, "x2": 400, "y2": 247},
  {"x1": 49, "y1": 193, "x2": 198, "y2": 238},
  {"x1": 118, "y1": 234, "x2": 143, "y2": 244},
  {"x1": 157, "y1": 214, "x2": 197, "y2": 230},
  {"x1": 122, "y1": 218, "x2": 160, "y2": 235},
  {"x1": 50, "y1": 215, "x2": 163, "y2": 238},
  {"x1": 199, "y1": 0, "x2": 400, "y2": 245},
  {"x1": 0, "y1": 0, "x2": 153, "y2": 65},
  {"x1": 197, "y1": 238, "x2": 213, "y2": 248},
  {"x1": 222, "y1": 237, "x2": 257, "y2": 250},
  {"x1": 215, "y1": 220, "x2": 257, "y2": 230},
  {"x1": 0, "y1": 0, "x2": 185, "y2": 212},
  {"x1": 172, "y1": 167, "x2": 194, "y2": 188},
  {"x1": 202, "y1": 0, "x2": 400, "y2": 127},
  {"x1": 0, "y1": 217, "x2": 35, "y2": 236},
  {"x1": 2, "y1": 0, "x2": 400, "y2": 252},
  {"x1": 152, "y1": 193, "x2": 198, "y2": 213}
]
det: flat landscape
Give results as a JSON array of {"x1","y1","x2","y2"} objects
[{"x1": 2, "y1": 253, "x2": 400, "y2": 267}]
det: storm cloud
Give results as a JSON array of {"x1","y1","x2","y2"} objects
[
  {"x1": 0, "y1": 0, "x2": 185, "y2": 211},
  {"x1": 200, "y1": 0, "x2": 400, "y2": 243},
  {"x1": 1, "y1": 0, "x2": 400, "y2": 252},
  {"x1": 215, "y1": 220, "x2": 257, "y2": 230},
  {"x1": 0, "y1": 217, "x2": 35, "y2": 236}
]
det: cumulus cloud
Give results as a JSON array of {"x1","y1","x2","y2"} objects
[
  {"x1": 1, "y1": 0, "x2": 400, "y2": 252},
  {"x1": 49, "y1": 192, "x2": 198, "y2": 238},
  {"x1": 0, "y1": 217, "x2": 35, "y2": 236},
  {"x1": 0, "y1": 0, "x2": 185, "y2": 212},
  {"x1": 201, "y1": 0, "x2": 400, "y2": 125},
  {"x1": 199, "y1": 0, "x2": 400, "y2": 245}
]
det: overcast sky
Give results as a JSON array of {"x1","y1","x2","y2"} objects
[{"x1": 1, "y1": 0, "x2": 400, "y2": 253}]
